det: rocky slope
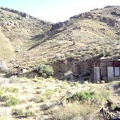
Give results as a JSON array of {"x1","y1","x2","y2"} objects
[
  {"x1": 1, "y1": 6, "x2": 120, "y2": 71},
  {"x1": 0, "y1": 7, "x2": 52, "y2": 61},
  {"x1": 0, "y1": 6, "x2": 120, "y2": 120},
  {"x1": 27, "y1": 6, "x2": 120, "y2": 64}
]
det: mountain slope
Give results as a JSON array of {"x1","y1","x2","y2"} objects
[
  {"x1": 0, "y1": 31, "x2": 15, "y2": 59},
  {"x1": 27, "y1": 6, "x2": 120, "y2": 65},
  {"x1": 1, "y1": 6, "x2": 120, "y2": 68},
  {"x1": 0, "y1": 7, "x2": 52, "y2": 60}
]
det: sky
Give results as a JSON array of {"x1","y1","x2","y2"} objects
[{"x1": 0, "y1": 0, "x2": 120, "y2": 23}]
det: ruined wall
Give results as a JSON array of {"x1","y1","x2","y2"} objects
[
  {"x1": 52, "y1": 59, "x2": 94, "y2": 81},
  {"x1": 52, "y1": 60, "x2": 74, "y2": 78}
]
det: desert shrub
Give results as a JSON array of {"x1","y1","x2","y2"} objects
[
  {"x1": 5, "y1": 87, "x2": 18, "y2": 93},
  {"x1": 67, "y1": 91, "x2": 95, "y2": 102},
  {"x1": 0, "y1": 115, "x2": 12, "y2": 120},
  {"x1": 5, "y1": 96, "x2": 21, "y2": 107},
  {"x1": 77, "y1": 91, "x2": 95, "y2": 101},
  {"x1": 67, "y1": 90, "x2": 111, "y2": 103},
  {"x1": 39, "y1": 95, "x2": 47, "y2": 102},
  {"x1": 0, "y1": 87, "x2": 4, "y2": 96},
  {"x1": 94, "y1": 90, "x2": 111, "y2": 102},
  {"x1": 12, "y1": 108, "x2": 24, "y2": 116},
  {"x1": 12, "y1": 107, "x2": 35, "y2": 117},
  {"x1": 34, "y1": 64, "x2": 54, "y2": 77},
  {"x1": 71, "y1": 82, "x2": 79, "y2": 87},
  {"x1": 52, "y1": 103, "x2": 96, "y2": 120},
  {"x1": 35, "y1": 95, "x2": 47, "y2": 103},
  {"x1": 44, "y1": 89, "x2": 55, "y2": 98},
  {"x1": 26, "y1": 103, "x2": 35, "y2": 110},
  {"x1": 24, "y1": 110, "x2": 35, "y2": 117}
]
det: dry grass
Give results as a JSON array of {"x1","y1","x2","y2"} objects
[
  {"x1": 52, "y1": 102, "x2": 98, "y2": 120},
  {"x1": 0, "y1": 76, "x2": 119, "y2": 120},
  {"x1": 0, "y1": 32, "x2": 15, "y2": 60}
]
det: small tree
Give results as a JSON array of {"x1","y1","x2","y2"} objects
[{"x1": 36, "y1": 64, "x2": 54, "y2": 77}]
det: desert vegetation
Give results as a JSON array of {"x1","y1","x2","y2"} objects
[
  {"x1": 0, "y1": 75, "x2": 119, "y2": 119},
  {"x1": 0, "y1": 5, "x2": 120, "y2": 120}
]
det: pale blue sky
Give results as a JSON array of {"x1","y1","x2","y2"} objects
[{"x1": 0, "y1": 0, "x2": 120, "y2": 23}]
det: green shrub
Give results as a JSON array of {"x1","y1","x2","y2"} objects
[
  {"x1": 12, "y1": 108, "x2": 24, "y2": 116},
  {"x1": 39, "y1": 95, "x2": 47, "y2": 102},
  {"x1": 0, "y1": 87, "x2": 4, "y2": 96},
  {"x1": 0, "y1": 115, "x2": 12, "y2": 120},
  {"x1": 44, "y1": 89, "x2": 55, "y2": 98},
  {"x1": 67, "y1": 90, "x2": 111, "y2": 103},
  {"x1": 26, "y1": 103, "x2": 35, "y2": 110},
  {"x1": 24, "y1": 110, "x2": 35, "y2": 117},
  {"x1": 5, "y1": 96, "x2": 21, "y2": 107},
  {"x1": 5, "y1": 87, "x2": 18, "y2": 93},
  {"x1": 34, "y1": 95, "x2": 47, "y2": 103},
  {"x1": 72, "y1": 82, "x2": 79, "y2": 87},
  {"x1": 77, "y1": 91, "x2": 95, "y2": 101},
  {"x1": 67, "y1": 91, "x2": 95, "y2": 102},
  {"x1": 12, "y1": 108, "x2": 35, "y2": 117},
  {"x1": 35, "y1": 64, "x2": 54, "y2": 77}
]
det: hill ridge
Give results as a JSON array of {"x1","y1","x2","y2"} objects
[{"x1": 0, "y1": 7, "x2": 51, "y2": 23}]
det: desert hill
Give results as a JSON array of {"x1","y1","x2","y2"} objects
[
  {"x1": 0, "y1": 6, "x2": 120, "y2": 120},
  {"x1": 0, "y1": 31, "x2": 14, "y2": 59},
  {"x1": 0, "y1": 7, "x2": 52, "y2": 61},
  {"x1": 27, "y1": 6, "x2": 120, "y2": 64},
  {"x1": 0, "y1": 6, "x2": 120, "y2": 69}
]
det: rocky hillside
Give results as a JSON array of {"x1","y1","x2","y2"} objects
[
  {"x1": 1, "y1": 6, "x2": 120, "y2": 69},
  {"x1": 28, "y1": 5, "x2": 120, "y2": 64},
  {"x1": 0, "y1": 7, "x2": 52, "y2": 61},
  {"x1": 0, "y1": 6, "x2": 120, "y2": 120},
  {"x1": 0, "y1": 31, "x2": 14, "y2": 59}
]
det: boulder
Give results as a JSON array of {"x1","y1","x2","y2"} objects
[
  {"x1": 100, "y1": 99, "x2": 120, "y2": 120},
  {"x1": 0, "y1": 61, "x2": 9, "y2": 73}
]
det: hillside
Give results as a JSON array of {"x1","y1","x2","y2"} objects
[
  {"x1": 0, "y1": 31, "x2": 14, "y2": 60},
  {"x1": 26, "y1": 6, "x2": 120, "y2": 65},
  {"x1": 0, "y1": 6, "x2": 120, "y2": 71},
  {"x1": 0, "y1": 7, "x2": 52, "y2": 61},
  {"x1": 0, "y1": 6, "x2": 120, "y2": 120}
]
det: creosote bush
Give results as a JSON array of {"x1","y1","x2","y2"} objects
[
  {"x1": 67, "y1": 89, "x2": 111, "y2": 103},
  {"x1": 5, "y1": 87, "x2": 18, "y2": 93},
  {"x1": 44, "y1": 89, "x2": 55, "y2": 98},
  {"x1": 67, "y1": 91, "x2": 95, "y2": 102},
  {"x1": 12, "y1": 107, "x2": 35, "y2": 117},
  {"x1": 34, "y1": 64, "x2": 54, "y2": 77},
  {"x1": 5, "y1": 96, "x2": 21, "y2": 107},
  {"x1": 0, "y1": 87, "x2": 4, "y2": 96}
]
